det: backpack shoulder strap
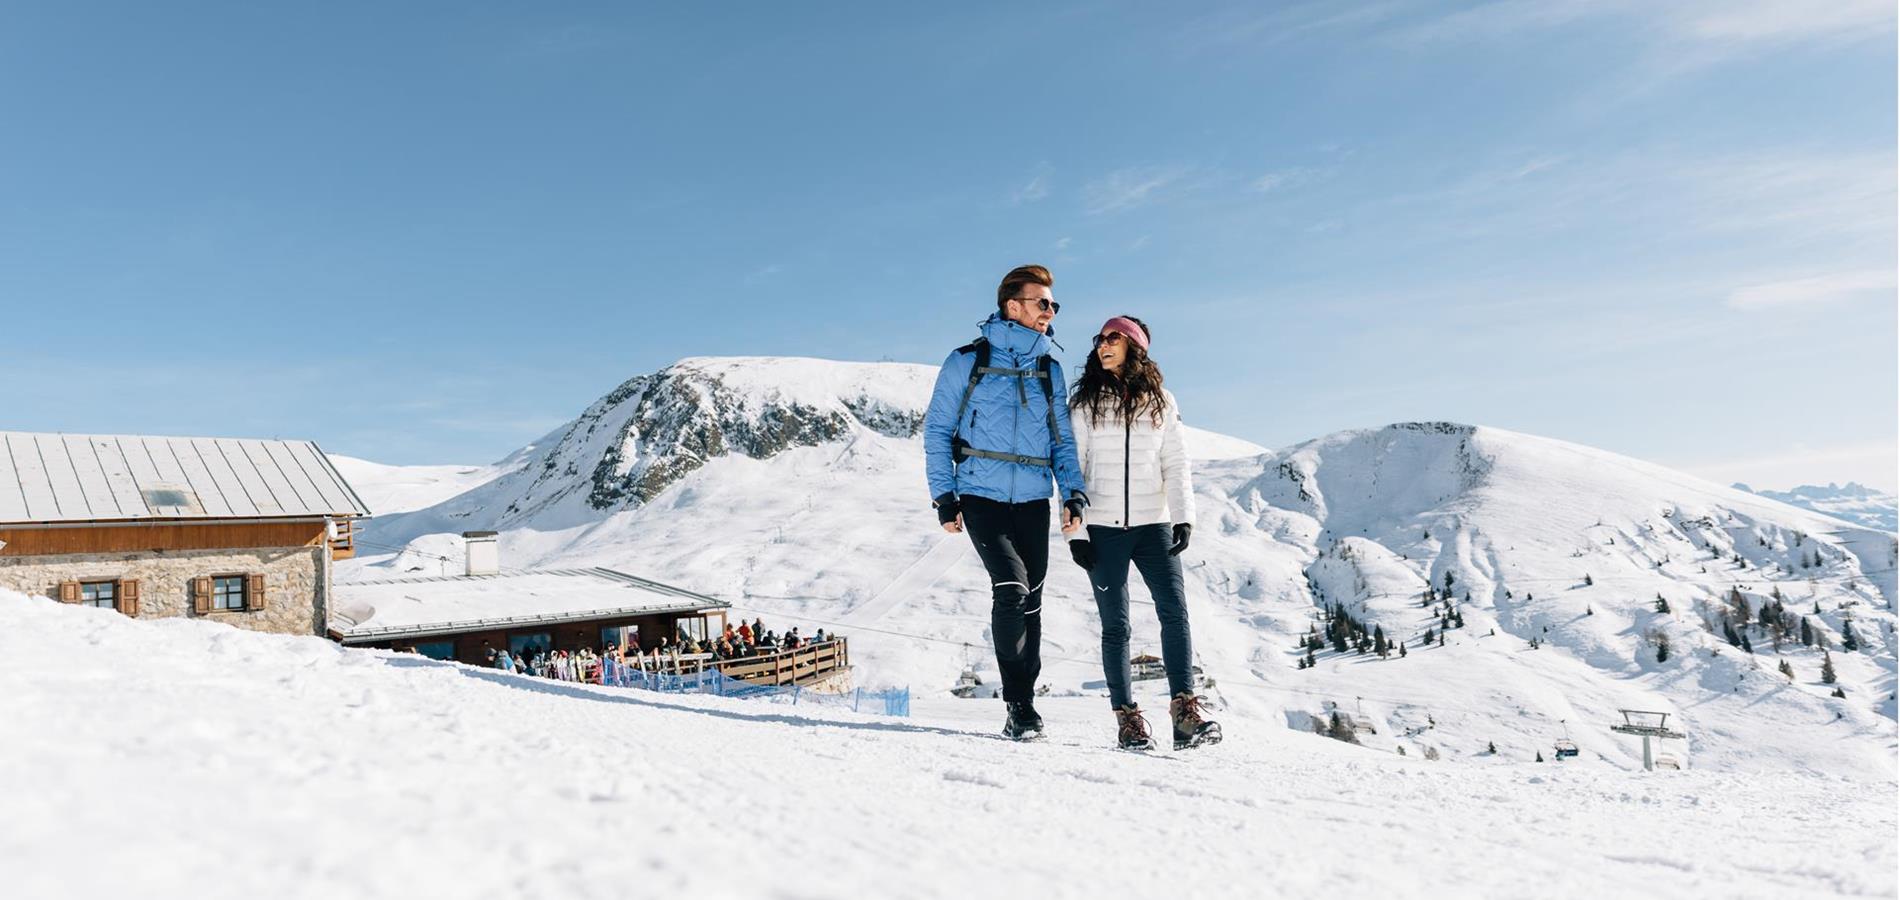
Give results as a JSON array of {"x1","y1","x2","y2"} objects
[
  {"x1": 1038, "y1": 354, "x2": 1060, "y2": 439},
  {"x1": 950, "y1": 338, "x2": 990, "y2": 436}
]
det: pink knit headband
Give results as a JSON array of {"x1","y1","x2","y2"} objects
[{"x1": 1099, "y1": 316, "x2": 1150, "y2": 351}]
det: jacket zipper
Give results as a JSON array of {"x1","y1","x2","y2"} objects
[{"x1": 1122, "y1": 412, "x2": 1132, "y2": 530}]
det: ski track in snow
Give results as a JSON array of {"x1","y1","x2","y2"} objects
[{"x1": 3, "y1": 594, "x2": 1894, "y2": 900}]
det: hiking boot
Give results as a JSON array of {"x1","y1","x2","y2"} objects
[
  {"x1": 1170, "y1": 692, "x2": 1222, "y2": 750},
  {"x1": 1003, "y1": 700, "x2": 1045, "y2": 741},
  {"x1": 1115, "y1": 704, "x2": 1156, "y2": 751}
]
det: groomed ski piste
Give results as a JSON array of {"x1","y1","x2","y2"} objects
[{"x1": 4, "y1": 590, "x2": 1894, "y2": 900}]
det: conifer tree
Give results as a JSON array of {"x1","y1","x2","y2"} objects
[
  {"x1": 1583, "y1": 573, "x2": 1593, "y2": 586},
  {"x1": 1535, "y1": 750, "x2": 1544, "y2": 762},
  {"x1": 1842, "y1": 622, "x2": 1859, "y2": 652},
  {"x1": 1655, "y1": 595, "x2": 1671, "y2": 614},
  {"x1": 1778, "y1": 659, "x2": 1794, "y2": 681},
  {"x1": 1821, "y1": 651, "x2": 1837, "y2": 685}
]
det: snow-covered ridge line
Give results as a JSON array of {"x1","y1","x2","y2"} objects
[{"x1": 340, "y1": 356, "x2": 1897, "y2": 779}]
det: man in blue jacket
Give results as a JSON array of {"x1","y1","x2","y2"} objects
[{"x1": 924, "y1": 264, "x2": 1087, "y2": 740}]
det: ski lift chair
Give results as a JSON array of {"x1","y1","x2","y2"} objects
[
  {"x1": 1553, "y1": 739, "x2": 1580, "y2": 759},
  {"x1": 950, "y1": 665, "x2": 983, "y2": 698}
]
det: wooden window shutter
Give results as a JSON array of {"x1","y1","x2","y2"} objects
[
  {"x1": 247, "y1": 573, "x2": 267, "y2": 611},
  {"x1": 192, "y1": 577, "x2": 212, "y2": 615},
  {"x1": 58, "y1": 580, "x2": 79, "y2": 603},
  {"x1": 117, "y1": 579, "x2": 140, "y2": 617}
]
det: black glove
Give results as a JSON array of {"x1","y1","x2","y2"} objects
[
  {"x1": 1168, "y1": 523, "x2": 1192, "y2": 556},
  {"x1": 1069, "y1": 539, "x2": 1095, "y2": 571},
  {"x1": 934, "y1": 493, "x2": 961, "y2": 526},
  {"x1": 1063, "y1": 492, "x2": 1088, "y2": 526}
]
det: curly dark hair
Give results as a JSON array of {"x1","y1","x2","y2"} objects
[{"x1": 1071, "y1": 316, "x2": 1166, "y2": 429}]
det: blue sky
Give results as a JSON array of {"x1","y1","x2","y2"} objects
[{"x1": 3, "y1": 1, "x2": 1895, "y2": 491}]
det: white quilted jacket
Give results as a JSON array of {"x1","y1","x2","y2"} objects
[{"x1": 1070, "y1": 388, "x2": 1196, "y2": 537}]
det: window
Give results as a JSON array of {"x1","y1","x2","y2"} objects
[
  {"x1": 79, "y1": 581, "x2": 116, "y2": 609},
  {"x1": 509, "y1": 632, "x2": 550, "y2": 657},
  {"x1": 212, "y1": 576, "x2": 247, "y2": 611},
  {"x1": 413, "y1": 641, "x2": 455, "y2": 661}
]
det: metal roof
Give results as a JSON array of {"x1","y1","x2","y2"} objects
[
  {"x1": 328, "y1": 567, "x2": 728, "y2": 642},
  {"x1": 0, "y1": 432, "x2": 371, "y2": 525}
]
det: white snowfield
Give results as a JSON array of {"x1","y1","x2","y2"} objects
[
  {"x1": 350, "y1": 357, "x2": 1898, "y2": 783},
  {"x1": 4, "y1": 593, "x2": 1893, "y2": 900}
]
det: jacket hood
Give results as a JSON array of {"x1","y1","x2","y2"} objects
[{"x1": 980, "y1": 313, "x2": 1054, "y2": 359}]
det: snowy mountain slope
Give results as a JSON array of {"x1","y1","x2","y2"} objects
[
  {"x1": 1737, "y1": 481, "x2": 1899, "y2": 533},
  {"x1": 5, "y1": 592, "x2": 1893, "y2": 900},
  {"x1": 346, "y1": 357, "x2": 1899, "y2": 778},
  {"x1": 327, "y1": 454, "x2": 509, "y2": 516}
]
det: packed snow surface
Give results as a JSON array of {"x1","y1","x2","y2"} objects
[{"x1": 4, "y1": 592, "x2": 1893, "y2": 900}]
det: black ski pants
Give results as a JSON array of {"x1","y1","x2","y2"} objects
[
  {"x1": 1088, "y1": 523, "x2": 1193, "y2": 708},
  {"x1": 961, "y1": 496, "x2": 1049, "y2": 704}
]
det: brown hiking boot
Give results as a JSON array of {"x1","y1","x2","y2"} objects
[
  {"x1": 1115, "y1": 704, "x2": 1156, "y2": 751},
  {"x1": 1170, "y1": 692, "x2": 1223, "y2": 750}
]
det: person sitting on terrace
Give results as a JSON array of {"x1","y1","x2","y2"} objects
[{"x1": 737, "y1": 622, "x2": 753, "y2": 645}]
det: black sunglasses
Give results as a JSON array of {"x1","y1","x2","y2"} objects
[
  {"x1": 1009, "y1": 296, "x2": 1060, "y2": 315},
  {"x1": 1092, "y1": 332, "x2": 1127, "y2": 348}
]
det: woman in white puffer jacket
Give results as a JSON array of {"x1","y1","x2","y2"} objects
[{"x1": 1063, "y1": 316, "x2": 1220, "y2": 752}]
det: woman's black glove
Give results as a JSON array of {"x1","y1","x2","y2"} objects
[
  {"x1": 934, "y1": 493, "x2": 961, "y2": 526},
  {"x1": 1168, "y1": 523, "x2": 1193, "y2": 556},
  {"x1": 1069, "y1": 539, "x2": 1095, "y2": 571}
]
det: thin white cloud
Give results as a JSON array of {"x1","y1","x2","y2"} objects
[
  {"x1": 1083, "y1": 165, "x2": 1194, "y2": 215},
  {"x1": 1251, "y1": 167, "x2": 1319, "y2": 193},
  {"x1": 1684, "y1": 0, "x2": 1893, "y2": 44},
  {"x1": 1726, "y1": 270, "x2": 1896, "y2": 310},
  {"x1": 1053, "y1": 237, "x2": 1073, "y2": 251},
  {"x1": 743, "y1": 264, "x2": 784, "y2": 285},
  {"x1": 1215, "y1": 0, "x2": 1894, "y2": 55},
  {"x1": 1012, "y1": 164, "x2": 1052, "y2": 205}
]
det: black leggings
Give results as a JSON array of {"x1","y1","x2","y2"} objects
[{"x1": 961, "y1": 496, "x2": 1049, "y2": 703}]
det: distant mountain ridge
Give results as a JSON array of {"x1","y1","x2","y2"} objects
[
  {"x1": 341, "y1": 355, "x2": 1897, "y2": 777},
  {"x1": 1734, "y1": 481, "x2": 1897, "y2": 532}
]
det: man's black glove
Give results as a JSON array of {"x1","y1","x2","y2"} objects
[
  {"x1": 1069, "y1": 539, "x2": 1095, "y2": 571},
  {"x1": 1063, "y1": 492, "x2": 1088, "y2": 527},
  {"x1": 934, "y1": 493, "x2": 961, "y2": 526},
  {"x1": 1168, "y1": 523, "x2": 1193, "y2": 556}
]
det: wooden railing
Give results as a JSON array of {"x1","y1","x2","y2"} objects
[{"x1": 639, "y1": 638, "x2": 849, "y2": 687}]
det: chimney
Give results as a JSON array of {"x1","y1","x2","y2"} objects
[{"x1": 463, "y1": 531, "x2": 500, "y2": 577}]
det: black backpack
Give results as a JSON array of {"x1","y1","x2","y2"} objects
[{"x1": 948, "y1": 337, "x2": 1061, "y2": 468}]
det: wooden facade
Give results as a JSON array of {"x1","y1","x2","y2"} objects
[{"x1": 0, "y1": 521, "x2": 330, "y2": 557}]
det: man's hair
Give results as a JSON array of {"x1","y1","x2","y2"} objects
[{"x1": 996, "y1": 264, "x2": 1053, "y2": 313}]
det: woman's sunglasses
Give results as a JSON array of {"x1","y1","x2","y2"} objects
[
  {"x1": 1092, "y1": 332, "x2": 1127, "y2": 348},
  {"x1": 1010, "y1": 296, "x2": 1060, "y2": 315}
]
